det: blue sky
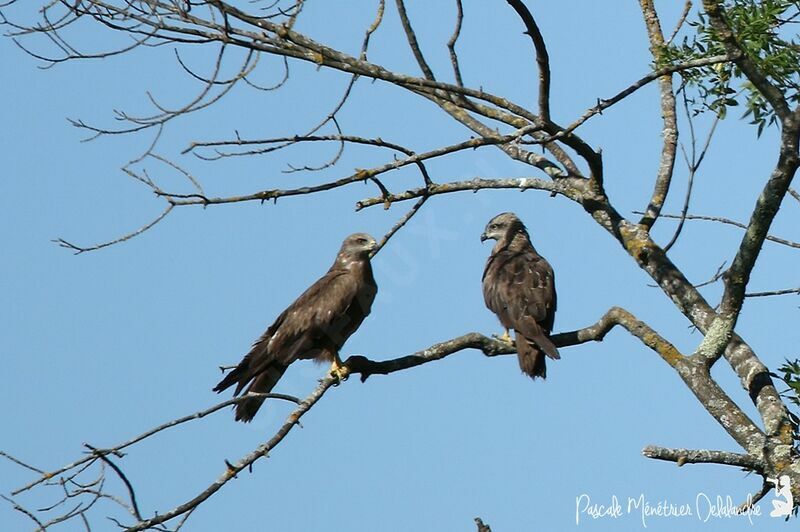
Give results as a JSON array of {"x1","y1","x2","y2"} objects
[{"x1": 1, "y1": 1, "x2": 799, "y2": 530}]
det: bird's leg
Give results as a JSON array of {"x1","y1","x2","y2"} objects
[
  {"x1": 329, "y1": 352, "x2": 350, "y2": 383},
  {"x1": 492, "y1": 329, "x2": 513, "y2": 344}
]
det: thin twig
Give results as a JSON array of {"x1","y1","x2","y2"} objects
[
  {"x1": 664, "y1": 89, "x2": 720, "y2": 252},
  {"x1": 395, "y1": 0, "x2": 435, "y2": 80},
  {"x1": 124, "y1": 377, "x2": 338, "y2": 531},
  {"x1": 84, "y1": 444, "x2": 142, "y2": 521},
  {"x1": 738, "y1": 480, "x2": 771, "y2": 513},
  {"x1": 446, "y1": 0, "x2": 464, "y2": 86},
  {"x1": 666, "y1": 1, "x2": 692, "y2": 46},
  {"x1": 373, "y1": 196, "x2": 429, "y2": 254},
  {"x1": 53, "y1": 204, "x2": 174, "y2": 254},
  {"x1": 652, "y1": 213, "x2": 800, "y2": 249},
  {"x1": 12, "y1": 392, "x2": 299, "y2": 496},
  {"x1": 745, "y1": 287, "x2": 800, "y2": 298}
]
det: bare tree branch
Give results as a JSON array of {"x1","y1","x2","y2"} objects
[
  {"x1": 446, "y1": 0, "x2": 464, "y2": 86},
  {"x1": 10, "y1": 392, "x2": 299, "y2": 496},
  {"x1": 355, "y1": 176, "x2": 577, "y2": 210},
  {"x1": 53, "y1": 204, "x2": 174, "y2": 255},
  {"x1": 6, "y1": 1, "x2": 800, "y2": 526},
  {"x1": 505, "y1": 0, "x2": 551, "y2": 120},
  {"x1": 739, "y1": 480, "x2": 772, "y2": 513},
  {"x1": 642, "y1": 445, "x2": 765, "y2": 471},
  {"x1": 394, "y1": 0, "x2": 435, "y2": 80},
  {"x1": 655, "y1": 213, "x2": 800, "y2": 250},
  {"x1": 663, "y1": 90, "x2": 720, "y2": 252},
  {"x1": 1, "y1": 494, "x2": 46, "y2": 530},
  {"x1": 84, "y1": 445, "x2": 142, "y2": 522},
  {"x1": 638, "y1": 0, "x2": 678, "y2": 229},
  {"x1": 475, "y1": 517, "x2": 492, "y2": 532},
  {"x1": 373, "y1": 196, "x2": 428, "y2": 254},
  {"x1": 124, "y1": 376, "x2": 337, "y2": 531},
  {"x1": 745, "y1": 287, "x2": 800, "y2": 298},
  {"x1": 666, "y1": 0, "x2": 692, "y2": 46}
]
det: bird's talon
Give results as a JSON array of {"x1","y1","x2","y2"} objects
[
  {"x1": 329, "y1": 365, "x2": 350, "y2": 383},
  {"x1": 492, "y1": 331, "x2": 513, "y2": 344}
]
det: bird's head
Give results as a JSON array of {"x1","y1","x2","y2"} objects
[
  {"x1": 480, "y1": 212, "x2": 528, "y2": 243},
  {"x1": 340, "y1": 232, "x2": 378, "y2": 259}
]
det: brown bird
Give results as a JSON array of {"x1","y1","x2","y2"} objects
[
  {"x1": 214, "y1": 233, "x2": 378, "y2": 422},
  {"x1": 481, "y1": 212, "x2": 559, "y2": 379}
]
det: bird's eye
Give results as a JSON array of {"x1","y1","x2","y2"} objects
[{"x1": 357, "y1": 237, "x2": 367, "y2": 244}]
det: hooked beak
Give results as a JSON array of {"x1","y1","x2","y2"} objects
[
  {"x1": 368, "y1": 239, "x2": 379, "y2": 251},
  {"x1": 480, "y1": 232, "x2": 488, "y2": 243}
]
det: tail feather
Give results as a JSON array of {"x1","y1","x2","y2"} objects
[
  {"x1": 516, "y1": 335, "x2": 561, "y2": 379},
  {"x1": 234, "y1": 364, "x2": 286, "y2": 422},
  {"x1": 516, "y1": 318, "x2": 559, "y2": 361},
  {"x1": 531, "y1": 331, "x2": 559, "y2": 360},
  {"x1": 214, "y1": 354, "x2": 287, "y2": 422},
  {"x1": 213, "y1": 363, "x2": 249, "y2": 395}
]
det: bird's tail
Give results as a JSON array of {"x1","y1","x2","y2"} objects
[
  {"x1": 516, "y1": 332, "x2": 559, "y2": 380},
  {"x1": 214, "y1": 362, "x2": 287, "y2": 423},
  {"x1": 234, "y1": 364, "x2": 286, "y2": 422}
]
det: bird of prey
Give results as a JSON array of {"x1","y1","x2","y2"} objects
[
  {"x1": 214, "y1": 233, "x2": 378, "y2": 422},
  {"x1": 481, "y1": 212, "x2": 559, "y2": 379}
]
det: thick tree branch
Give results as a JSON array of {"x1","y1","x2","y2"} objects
[
  {"x1": 611, "y1": 217, "x2": 786, "y2": 442},
  {"x1": 638, "y1": 0, "x2": 678, "y2": 229},
  {"x1": 8, "y1": 1, "x2": 800, "y2": 523},
  {"x1": 344, "y1": 307, "x2": 687, "y2": 380},
  {"x1": 642, "y1": 445, "x2": 765, "y2": 471},
  {"x1": 712, "y1": 126, "x2": 800, "y2": 356},
  {"x1": 345, "y1": 306, "x2": 763, "y2": 457},
  {"x1": 355, "y1": 176, "x2": 583, "y2": 210}
]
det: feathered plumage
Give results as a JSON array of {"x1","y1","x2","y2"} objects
[
  {"x1": 214, "y1": 233, "x2": 378, "y2": 421},
  {"x1": 481, "y1": 213, "x2": 558, "y2": 379}
]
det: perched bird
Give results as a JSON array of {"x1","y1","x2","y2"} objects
[
  {"x1": 481, "y1": 212, "x2": 559, "y2": 379},
  {"x1": 214, "y1": 233, "x2": 378, "y2": 422}
]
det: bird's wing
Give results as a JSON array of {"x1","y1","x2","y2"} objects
[
  {"x1": 263, "y1": 267, "x2": 369, "y2": 365},
  {"x1": 214, "y1": 268, "x2": 356, "y2": 394},
  {"x1": 484, "y1": 249, "x2": 558, "y2": 358},
  {"x1": 498, "y1": 251, "x2": 555, "y2": 329},
  {"x1": 482, "y1": 253, "x2": 509, "y2": 320}
]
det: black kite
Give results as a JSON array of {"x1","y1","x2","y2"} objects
[
  {"x1": 214, "y1": 233, "x2": 378, "y2": 421},
  {"x1": 481, "y1": 212, "x2": 559, "y2": 379}
]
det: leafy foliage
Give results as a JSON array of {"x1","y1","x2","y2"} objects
[
  {"x1": 661, "y1": 0, "x2": 800, "y2": 135},
  {"x1": 776, "y1": 359, "x2": 800, "y2": 407},
  {"x1": 773, "y1": 359, "x2": 800, "y2": 444}
]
